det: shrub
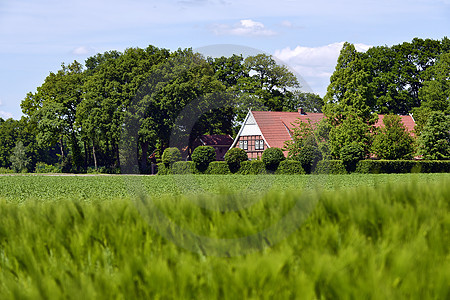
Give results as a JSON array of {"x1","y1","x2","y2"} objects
[
  {"x1": 239, "y1": 160, "x2": 267, "y2": 175},
  {"x1": 313, "y1": 160, "x2": 347, "y2": 175},
  {"x1": 356, "y1": 160, "x2": 450, "y2": 174},
  {"x1": 0, "y1": 167, "x2": 13, "y2": 174},
  {"x1": 35, "y1": 162, "x2": 62, "y2": 173},
  {"x1": 207, "y1": 161, "x2": 231, "y2": 174},
  {"x1": 224, "y1": 148, "x2": 248, "y2": 173},
  {"x1": 162, "y1": 147, "x2": 182, "y2": 166},
  {"x1": 157, "y1": 163, "x2": 172, "y2": 175},
  {"x1": 275, "y1": 160, "x2": 306, "y2": 175},
  {"x1": 372, "y1": 115, "x2": 415, "y2": 160},
  {"x1": 262, "y1": 147, "x2": 285, "y2": 172},
  {"x1": 191, "y1": 146, "x2": 216, "y2": 172},
  {"x1": 172, "y1": 161, "x2": 196, "y2": 174},
  {"x1": 296, "y1": 144, "x2": 322, "y2": 174},
  {"x1": 340, "y1": 142, "x2": 365, "y2": 172}
]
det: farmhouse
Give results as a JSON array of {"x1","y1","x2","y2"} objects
[
  {"x1": 230, "y1": 109, "x2": 416, "y2": 159},
  {"x1": 192, "y1": 134, "x2": 234, "y2": 161}
]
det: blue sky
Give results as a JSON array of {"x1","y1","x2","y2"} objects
[{"x1": 0, "y1": 0, "x2": 449, "y2": 119}]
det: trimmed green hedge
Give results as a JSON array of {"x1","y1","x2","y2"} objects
[
  {"x1": 206, "y1": 161, "x2": 231, "y2": 175},
  {"x1": 314, "y1": 160, "x2": 347, "y2": 175},
  {"x1": 356, "y1": 160, "x2": 450, "y2": 174},
  {"x1": 172, "y1": 161, "x2": 196, "y2": 174},
  {"x1": 239, "y1": 160, "x2": 267, "y2": 175},
  {"x1": 275, "y1": 160, "x2": 306, "y2": 175}
]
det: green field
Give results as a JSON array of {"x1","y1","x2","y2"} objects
[{"x1": 0, "y1": 174, "x2": 449, "y2": 299}]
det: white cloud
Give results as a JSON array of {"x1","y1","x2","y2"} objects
[
  {"x1": 273, "y1": 42, "x2": 372, "y2": 96},
  {"x1": 211, "y1": 19, "x2": 277, "y2": 37},
  {"x1": 72, "y1": 46, "x2": 95, "y2": 56},
  {"x1": 0, "y1": 110, "x2": 13, "y2": 119}
]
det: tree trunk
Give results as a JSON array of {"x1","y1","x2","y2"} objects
[
  {"x1": 92, "y1": 143, "x2": 98, "y2": 170},
  {"x1": 140, "y1": 141, "x2": 149, "y2": 173},
  {"x1": 59, "y1": 136, "x2": 65, "y2": 160}
]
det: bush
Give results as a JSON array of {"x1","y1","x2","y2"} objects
[
  {"x1": 35, "y1": 162, "x2": 62, "y2": 173},
  {"x1": 296, "y1": 145, "x2": 322, "y2": 174},
  {"x1": 239, "y1": 160, "x2": 267, "y2": 175},
  {"x1": 162, "y1": 147, "x2": 182, "y2": 166},
  {"x1": 224, "y1": 148, "x2": 248, "y2": 173},
  {"x1": 207, "y1": 161, "x2": 231, "y2": 174},
  {"x1": 191, "y1": 146, "x2": 216, "y2": 172},
  {"x1": 157, "y1": 163, "x2": 172, "y2": 175},
  {"x1": 0, "y1": 167, "x2": 13, "y2": 174},
  {"x1": 262, "y1": 147, "x2": 285, "y2": 172},
  {"x1": 275, "y1": 160, "x2": 306, "y2": 175},
  {"x1": 340, "y1": 142, "x2": 365, "y2": 172},
  {"x1": 172, "y1": 161, "x2": 196, "y2": 174},
  {"x1": 356, "y1": 160, "x2": 450, "y2": 174},
  {"x1": 314, "y1": 160, "x2": 347, "y2": 175}
]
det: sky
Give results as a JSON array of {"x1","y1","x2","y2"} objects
[{"x1": 0, "y1": 0, "x2": 449, "y2": 119}]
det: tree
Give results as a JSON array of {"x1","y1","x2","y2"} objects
[
  {"x1": 372, "y1": 115, "x2": 415, "y2": 160},
  {"x1": 416, "y1": 111, "x2": 450, "y2": 160},
  {"x1": 324, "y1": 42, "x2": 376, "y2": 125},
  {"x1": 340, "y1": 142, "x2": 365, "y2": 172},
  {"x1": 419, "y1": 52, "x2": 450, "y2": 114},
  {"x1": 240, "y1": 54, "x2": 300, "y2": 112},
  {"x1": 286, "y1": 91, "x2": 324, "y2": 113},
  {"x1": 10, "y1": 141, "x2": 30, "y2": 172},
  {"x1": 191, "y1": 146, "x2": 216, "y2": 171},
  {"x1": 22, "y1": 61, "x2": 86, "y2": 171},
  {"x1": 328, "y1": 113, "x2": 373, "y2": 159},
  {"x1": 224, "y1": 147, "x2": 248, "y2": 173},
  {"x1": 262, "y1": 147, "x2": 285, "y2": 171}
]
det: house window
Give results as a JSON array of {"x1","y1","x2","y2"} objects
[
  {"x1": 239, "y1": 140, "x2": 248, "y2": 150},
  {"x1": 255, "y1": 140, "x2": 264, "y2": 150}
]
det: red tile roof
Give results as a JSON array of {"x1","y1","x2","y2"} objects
[
  {"x1": 198, "y1": 135, "x2": 234, "y2": 146},
  {"x1": 250, "y1": 111, "x2": 416, "y2": 150},
  {"x1": 375, "y1": 115, "x2": 416, "y2": 134}
]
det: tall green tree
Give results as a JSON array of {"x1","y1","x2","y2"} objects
[
  {"x1": 21, "y1": 61, "x2": 85, "y2": 171},
  {"x1": 10, "y1": 141, "x2": 30, "y2": 172},
  {"x1": 324, "y1": 42, "x2": 376, "y2": 125},
  {"x1": 416, "y1": 111, "x2": 450, "y2": 160},
  {"x1": 419, "y1": 52, "x2": 450, "y2": 113}
]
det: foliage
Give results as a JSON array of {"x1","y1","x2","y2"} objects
[
  {"x1": 206, "y1": 161, "x2": 231, "y2": 175},
  {"x1": 0, "y1": 167, "x2": 13, "y2": 174},
  {"x1": 296, "y1": 145, "x2": 322, "y2": 174},
  {"x1": 191, "y1": 146, "x2": 216, "y2": 171},
  {"x1": 156, "y1": 162, "x2": 172, "y2": 175},
  {"x1": 419, "y1": 52, "x2": 450, "y2": 114},
  {"x1": 161, "y1": 147, "x2": 182, "y2": 166},
  {"x1": 328, "y1": 114, "x2": 372, "y2": 159},
  {"x1": 224, "y1": 148, "x2": 248, "y2": 173},
  {"x1": 313, "y1": 160, "x2": 347, "y2": 174},
  {"x1": 238, "y1": 160, "x2": 267, "y2": 175},
  {"x1": 416, "y1": 111, "x2": 450, "y2": 160},
  {"x1": 261, "y1": 147, "x2": 286, "y2": 172},
  {"x1": 372, "y1": 115, "x2": 415, "y2": 160},
  {"x1": 284, "y1": 119, "x2": 316, "y2": 159},
  {"x1": 340, "y1": 142, "x2": 365, "y2": 172},
  {"x1": 274, "y1": 160, "x2": 306, "y2": 175},
  {"x1": 172, "y1": 161, "x2": 196, "y2": 174},
  {"x1": 356, "y1": 160, "x2": 450, "y2": 174},
  {"x1": 0, "y1": 176, "x2": 448, "y2": 299},
  {"x1": 34, "y1": 162, "x2": 62, "y2": 173},
  {"x1": 10, "y1": 141, "x2": 30, "y2": 173},
  {"x1": 324, "y1": 42, "x2": 376, "y2": 125},
  {"x1": 288, "y1": 91, "x2": 324, "y2": 113}
]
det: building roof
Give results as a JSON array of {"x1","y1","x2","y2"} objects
[
  {"x1": 233, "y1": 110, "x2": 416, "y2": 151},
  {"x1": 198, "y1": 134, "x2": 234, "y2": 146}
]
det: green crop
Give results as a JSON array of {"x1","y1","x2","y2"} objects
[{"x1": 0, "y1": 174, "x2": 448, "y2": 299}]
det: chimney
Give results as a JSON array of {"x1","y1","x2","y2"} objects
[{"x1": 298, "y1": 107, "x2": 305, "y2": 115}]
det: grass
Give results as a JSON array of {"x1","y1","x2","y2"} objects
[{"x1": 0, "y1": 174, "x2": 449, "y2": 299}]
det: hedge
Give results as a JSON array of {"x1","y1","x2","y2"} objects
[
  {"x1": 356, "y1": 160, "x2": 450, "y2": 174},
  {"x1": 313, "y1": 160, "x2": 347, "y2": 175},
  {"x1": 239, "y1": 160, "x2": 267, "y2": 175},
  {"x1": 206, "y1": 161, "x2": 231, "y2": 174},
  {"x1": 275, "y1": 160, "x2": 306, "y2": 175}
]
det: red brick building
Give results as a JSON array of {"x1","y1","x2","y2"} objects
[{"x1": 230, "y1": 110, "x2": 416, "y2": 159}]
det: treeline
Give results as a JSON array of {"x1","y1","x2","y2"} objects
[
  {"x1": 1, "y1": 47, "x2": 318, "y2": 173},
  {"x1": 1, "y1": 37, "x2": 449, "y2": 173}
]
